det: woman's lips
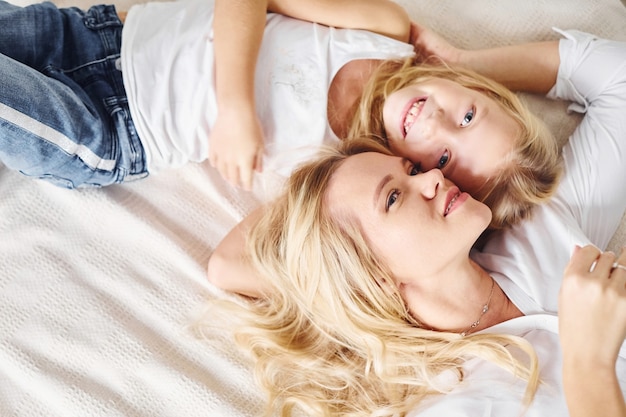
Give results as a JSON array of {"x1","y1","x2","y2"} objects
[
  {"x1": 444, "y1": 187, "x2": 468, "y2": 216},
  {"x1": 401, "y1": 98, "x2": 426, "y2": 137}
]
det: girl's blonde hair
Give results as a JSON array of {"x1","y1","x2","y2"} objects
[
  {"x1": 348, "y1": 58, "x2": 562, "y2": 230},
  {"x1": 207, "y1": 138, "x2": 540, "y2": 417}
]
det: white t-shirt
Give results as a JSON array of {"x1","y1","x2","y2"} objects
[
  {"x1": 413, "y1": 30, "x2": 626, "y2": 417},
  {"x1": 409, "y1": 315, "x2": 626, "y2": 417},
  {"x1": 120, "y1": 0, "x2": 414, "y2": 176}
]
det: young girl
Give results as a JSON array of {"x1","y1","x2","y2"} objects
[
  {"x1": 211, "y1": 0, "x2": 559, "y2": 229},
  {"x1": 0, "y1": 0, "x2": 557, "y2": 229}
]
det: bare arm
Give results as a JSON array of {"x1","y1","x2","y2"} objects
[
  {"x1": 411, "y1": 23, "x2": 559, "y2": 94},
  {"x1": 207, "y1": 207, "x2": 268, "y2": 298},
  {"x1": 559, "y1": 245, "x2": 626, "y2": 417},
  {"x1": 457, "y1": 42, "x2": 559, "y2": 94},
  {"x1": 269, "y1": 0, "x2": 411, "y2": 42},
  {"x1": 210, "y1": 0, "x2": 267, "y2": 191}
]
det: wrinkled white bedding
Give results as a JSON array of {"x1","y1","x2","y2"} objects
[{"x1": 2, "y1": 0, "x2": 625, "y2": 416}]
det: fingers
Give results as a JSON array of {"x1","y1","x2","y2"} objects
[
  {"x1": 613, "y1": 246, "x2": 626, "y2": 270},
  {"x1": 227, "y1": 162, "x2": 243, "y2": 190},
  {"x1": 255, "y1": 150, "x2": 263, "y2": 173},
  {"x1": 564, "y1": 245, "x2": 603, "y2": 275},
  {"x1": 239, "y1": 148, "x2": 264, "y2": 191},
  {"x1": 609, "y1": 247, "x2": 626, "y2": 288},
  {"x1": 238, "y1": 155, "x2": 256, "y2": 192},
  {"x1": 209, "y1": 151, "x2": 263, "y2": 191},
  {"x1": 594, "y1": 249, "x2": 618, "y2": 274},
  {"x1": 565, "y1": 245, "x2": 626, "y2": 297},
  {"x1": 566, "y1": 245, "x2": 617, "y2": 276}
]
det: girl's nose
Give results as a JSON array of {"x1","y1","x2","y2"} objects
[{"x1": 416, "y1": 109, "x2": 454, "y2": 142}]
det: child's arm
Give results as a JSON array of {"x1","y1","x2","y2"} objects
[
  {"x1": 210, "y1": 0, "x2": 411, "y2": 191},
  {"x1": 268, "y1": 0, "x2": 411, "y2": 42},
  {"x1": 210, "y1": 0, "x2": 267, "y2": 191}
]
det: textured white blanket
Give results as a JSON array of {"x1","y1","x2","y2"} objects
[{"x1": 1, "y1": 1, "x2": 625, "y2": 416}]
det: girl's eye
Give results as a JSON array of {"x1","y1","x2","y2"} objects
[
  {"x1": 386, "y1": 190, "x2": 399, "y2": 211},
  {"x1": 409, "y1": 164, "x2": 420, "y2": 176},
  {"x1": 437, "y1": 151, "x2": 449, "y2": 169},
  {"x1": 461, "y1": 108, "x2": 475, "y2": 127}
]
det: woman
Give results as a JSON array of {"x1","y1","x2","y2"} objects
[
  {"x1": 206, "y1": 29, "x2": 626, "y2": 416},
  {"x1": 0, "y1": 0, "x2": 556, "y2": 230},
  {"x1": 211, "y1": 138, "x2": 626, "y2": 417}
]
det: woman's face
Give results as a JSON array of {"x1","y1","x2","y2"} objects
[
  {"x1": 382, "y1": 78, "x2": 519, "y2": 195},
  {"x1": 326, "y1": 152, "x2": 492, "y2": 288}
]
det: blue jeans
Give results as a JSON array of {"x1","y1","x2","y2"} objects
[{"x1": 0, "y1": 1, "x2": 147, "y2": 188}]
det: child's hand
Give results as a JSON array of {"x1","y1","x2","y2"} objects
[
  {"x1": 209, "y1": 107, "x2": 264, "y2": 191},
  {"x1": 559, "y1": 245, "x2": 626, "y2": 367},
  {"x1": 410, "y1": 22, "x2": 462, "y2": 65}
]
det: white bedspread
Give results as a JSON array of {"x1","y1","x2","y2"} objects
[{"x1": 2, "y1": 0, "x2": 625, "y2": 416}]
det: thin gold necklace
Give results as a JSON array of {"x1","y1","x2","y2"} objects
[{"x1": 460, "y1": 278, "x2": 495, "y2": 337}]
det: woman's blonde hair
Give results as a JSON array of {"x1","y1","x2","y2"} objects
[
  {"x1": 206, "y1": 138, "x2": 540, "y2": 417},
  {"x1": 348, "y1": 58, "x2": 562, "y2": 230}
]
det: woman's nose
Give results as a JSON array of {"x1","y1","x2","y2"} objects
[{"x1": 415, "y1": 168, "x2": 444, "y2": 199}]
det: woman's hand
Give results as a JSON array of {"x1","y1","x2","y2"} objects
[
  {"x1": 558, "y1": 244, "x2": 626, "y2": 417},
  {"x1": 559, "y1": 245, "x2": 626, "y2": 364}
]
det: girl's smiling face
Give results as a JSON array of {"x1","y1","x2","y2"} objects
[{"x1": 382, "y1": 78, "x2": 519, "y2": 196}]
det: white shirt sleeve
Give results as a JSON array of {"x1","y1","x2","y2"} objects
[{"x1": 547, "y1": 29, "x2": 626, "y2": 248}]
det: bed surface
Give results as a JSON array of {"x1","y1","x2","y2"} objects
[{"x1": 2, "y1": 0, "x2": 625, "y2": 416}]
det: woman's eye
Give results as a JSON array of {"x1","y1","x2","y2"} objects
[
  {"x1": 461, "y1": 108, "x2": 475, "y2": 127},
  {"x1": 409, "y1": 164, "x2": 420, "y2": 176},
  {"x1": 386, "y1": 190, "x2": 399, "y2": 211},
  {"x1": 437, "y1": 151, "x2": 449, "y2": 169}
]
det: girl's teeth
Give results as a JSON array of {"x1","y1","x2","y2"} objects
[{"x1": 403, "y1": 100, "x2": 424, "y2": 135}]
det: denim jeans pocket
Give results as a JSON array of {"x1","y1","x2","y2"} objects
[
  {"x1": 83, "y1": 4, "x2": 122, "y2": 31},
  {"x1": 103, "y1": 95, "x2": 147, "y2": 181}
]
